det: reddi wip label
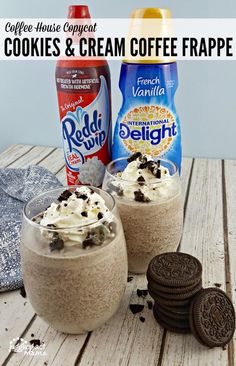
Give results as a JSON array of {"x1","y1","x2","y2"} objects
[
  {"x1": 56, "y1": 65, "x2": 111, "y2": 186},
  {"x1": 112, "y1": 62, "x2": 182, "y2": 171}
]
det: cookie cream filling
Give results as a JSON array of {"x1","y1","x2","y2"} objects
[
  {"x1": 34, "y1": 186, "x2": 115, "y2": 251},
  {"x1": 111, "y1": 152, "x2": 178, "y2": 202}
]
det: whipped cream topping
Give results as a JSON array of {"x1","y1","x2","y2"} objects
[
  {"x1": 41, "y1": 186, "x2": 109, "y2": 228},
  {"x1": 36, "y1": 187, "x2": 115, "y2": 251},
  {"x1": 111, "y1": 152, "x2": 178, "y2": 202}
]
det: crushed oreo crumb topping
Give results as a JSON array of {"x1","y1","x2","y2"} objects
[
  {"x1": 81, "y1": 211, "x2": 88, "y2": 217},
  {"x1": 139, "y1": 316, "x2": 146, "y2": 323},
  {"x1": 134, "y1": 190, "x2": 150, "y2": 203},
  {"x1": 47, "y1": 224, "x2": 56, "y2": 228},
  {"x1": 82, "y1": 226, "x2": 107, "y2": 249},
  {"x1": 139, "y1": 161, "x2": 153, "y2": 170},
  {"x1": 49, "y1": 237, "x2": 64, "y2": 251},
  {"x1": 127, "y1": 276, "x2": 133, "y2": 282},
  {"x1": 137, "y1": 175, "x2": 145, "y2": 186},
  {"x1": 127, "y1": 152, "x2": 142, "y2": 162},
  {"x1": 129, "y1": 304, "x2": 144, "y2": 314},
  {"x1": 147, "y1": 300, "x2": 153, "y2": 310},
  {"x1": 97, "y1": 212, "x2": 103, "y2": 220},
  {"x1": 155, "y1": 169, "x2": 161, "y2": 179},
  {"x1": 75, "y1": 192, "x2": 88, "y2": 200},
  {"x1": 58, "y1": 190, "x2": 72, "y2": 202}
]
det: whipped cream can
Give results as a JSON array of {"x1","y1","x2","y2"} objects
[
  {"x1": 56, "y1": 6, "x2": 111, "y2": 186},
  {"x1": 112, "y1": 8, "x2": 182, "y2": 172}
]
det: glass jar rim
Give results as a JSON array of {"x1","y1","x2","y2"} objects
[
  {"x1": 23, "y1": 185, "x2": 116, "y2": 231},
  {"x1": 106, "y1": 156, "x2": 179, "y2": 184}
]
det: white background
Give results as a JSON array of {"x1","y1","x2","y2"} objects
[{"x1": 0, "y1": 0, "x2": 236, "y2": 159}]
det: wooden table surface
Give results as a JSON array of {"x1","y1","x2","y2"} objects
[{"x1": 0, "y1": 144, "x2": 235, "y2": 366}]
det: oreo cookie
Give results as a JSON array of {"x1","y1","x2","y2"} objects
[
  {"x1": 189, "y1": 288, "x2": 235, "y2": 348},
  {"x1": 147, "y1": 252, "x2": 202, "y2": 288},
  {"x1": 149, "y1": 280, "x2": 202, "y2": 301},
  {"x1": 156, "y1": 303, "x2": 189, "y2": 321},
  {"x1": 147, "y1": 276, "x2": 201, "y2": 295},
  {"x1": 148, "y1": 286, "x2": 193, "y2": 307},
  {"x1": 153, "y1": 304, "x2": 191, "y2": 334},
  {"x1": 154, "y1": 300, "x2": 190, "y2": 315},
  {"x1": 156, "y1": 308, "x2": 190, "y2": 329}
]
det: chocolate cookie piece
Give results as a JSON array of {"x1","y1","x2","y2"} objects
[
  {"x1": 148, "y1": 280, "x2": 202, "y2": 301},
  {"x1": 49, "y1": 237, "x2": 64, "y2": 251},
  {"x1": 153, "y1": 304, "x2": 191, "y2": 334},
  {"x1": 155, "y1": 305, "x2": 190, "y2": 329},
  {"x1": 148, "y1": 286, "x2": 193, "y2": 307},
  {"x1": 134, "y1": 190, "x2": 150, "y2": 203},
  {"x1": 189, "y1": 288, "x2": 235, "y2": 348},
  {"x1": 129, "y1": 304, "x2": 144, "y2": 314},
  {"x1": 127, "y1": 152, "x2": 142, "y2": 162},
  {"x1": 147, "y1": 252, "x2": 202, "y2": 287},
  {"x1": 58, "y1": 189, "x2": 72, "y2": 202},
  {"x1": 137, "y1": 175, "x2": 145, "y2": 186}
]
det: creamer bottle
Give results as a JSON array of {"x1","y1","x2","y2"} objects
[
  {"x1": 56, "y1": 5, "x2": 111, "y2": 186},
  {"x1": 112, "y1": 8, "x2": 182, "y2": 171}
]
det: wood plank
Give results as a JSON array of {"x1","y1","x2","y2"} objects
[
  {"x1": 9, "y1": 146, "x2": 55, "y2": 168},
  {"x1": 0, "y1": 291, "x2": 35, "y2": 365},
  {"x1": 77, "y1": 276, "x2": 162, "y2": 366},
  {"x1": 224, "y1": 160, "x2": 236, "y2": 366},
  {"x1": 161, "y1": 159, "x2": 228, "y2": 366},
  {"x1": 0, "y1": 145, "x2": 58, "y2": 365},
  {"x1": 0, "y1": 144, "x2": 33, "y2": 167},
  {"x1": 5, "y1": 317, "x2": 87, "y2": 366},
  {"x1": 38, "y1": 148, "x2": 64, "y2": 174}
]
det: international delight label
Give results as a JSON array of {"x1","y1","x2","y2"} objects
[
  {"x1": 56, "y1": 66, "x2": 111, "y2": 186},
  {"x1": 112, "y1": 62, "x2": 182, "y2": 172}
]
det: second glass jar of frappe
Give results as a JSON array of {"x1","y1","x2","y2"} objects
[{"x1": 102, "y1": 153, "x2": 183, "y2": 274}]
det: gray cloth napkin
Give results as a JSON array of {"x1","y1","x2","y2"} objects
[{"x1": 0, "y1": 166, "x2": 62, "y2": 292}]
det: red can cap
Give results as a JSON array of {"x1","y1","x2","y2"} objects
[{"x1": 68, "y1": 5, "x2": 91, "y2": 19}]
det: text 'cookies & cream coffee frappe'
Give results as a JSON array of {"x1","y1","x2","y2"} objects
[
  {"x1": 103, "y1": 152, "x2": 183, "y2": 274},
  {"x1": 21, "y1": 186, "x2": 127, "y2": 334}
]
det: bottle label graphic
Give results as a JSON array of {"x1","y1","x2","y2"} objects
[
  {"x1": 112, "y1": 62, "x2": 182, "y2": 171},
  {"x1": 56, "y1": 67, "x2": 111, "y2": 186}
]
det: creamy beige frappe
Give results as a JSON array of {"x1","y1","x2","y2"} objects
[
  {"x1": 103, "y1": 153, "x2": 183, "y2": 274},
  {"x1": 21, "y1": 186, "x2": 127, "y2": 334}
]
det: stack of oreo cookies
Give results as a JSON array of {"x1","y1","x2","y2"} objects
[
  {"x1": 147, "y1": 252, "x2": 203, "y2": 333},
  {"x1": 147, "y1": 252, "x2": 235, "y2": 348}
]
